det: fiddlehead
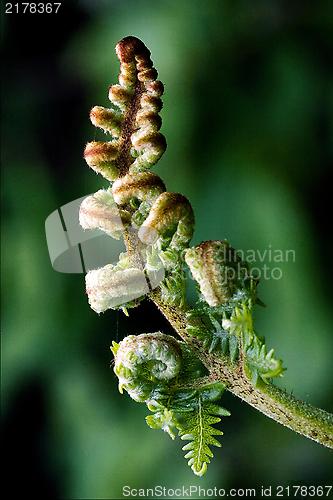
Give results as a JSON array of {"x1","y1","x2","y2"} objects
[
  {"x1": 112, "y1": 171, "x2": 166, "y2": 227},
  {"x1": 79, "y1": 188, "x2": 130, "y2": 239},
  {"x1": 112, "y1": 172, "x2": 166, "y2": 206},
  {"x1": 112, "y1": 332, "x2": 229, "y2": 476},
  {"x1": 81, "y1": 36, "x2": 193, "y2": 312},
  {"x1": 112, "y1": 332, "x2": 183, "y2": 402},
  {"x1": 138, "y1": 192, "x2": 194, "y2": 250},
  {"x1": 79, "y1": 35, "x2": 333, "y2": 477},
  {"x1": 84, "y1": 36, "x2": 166, "y2": 181},
  {"x1": 184, "y1": 240, "x2": 249, "y2": 307},
  {"x1": 85, "y1": 261, "x2": 148, "y2": 314}
]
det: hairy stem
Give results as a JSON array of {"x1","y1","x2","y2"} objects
[
  {"x1": 149, "y1": 288, "x2": 333, "y2": 449},
  {"x1": 117, "y1": 81, "x2": 143, "y2": 176},
  {"x1": 125, "y1": 230, "x2": 333, "y2": 447},
  {"x1": 121, "y1": 174, "x2": 333, "y2": 449}
]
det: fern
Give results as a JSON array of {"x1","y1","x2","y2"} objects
[
  {"x1": 245, "y1": 335, "x2": 285, "y2": 385},
  {"x1": 178, "y1": 395, "x2": 229, "y2": 476},
  {"x1": 145, "y1": 382, "x2": 230, "y2": 476},
  {"x1": 208, "y1": 316, "x2": 239, "y2": 360},
  {"x1": 186, "y1": 310, "x2": 239, "y2": 361},
  {"x1": 80, "y1": 35, "x2": 333, "y2": 478},
  {"x1": 146, "y1": 402, "x2": 178, "y2": 439}
]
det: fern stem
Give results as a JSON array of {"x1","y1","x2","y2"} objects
[
  {"x1": 85, "y1": 36, "x2": 332, "y2": 475},
  {"x1": 149, "y1": 289, "x2": 333, "y2": 449}
]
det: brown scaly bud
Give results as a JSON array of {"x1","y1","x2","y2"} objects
[
  {"x1": 84, "y1": 141, "x2": 119, "y2": 181},
  {"x1": 184, "y1": 241, "x2": 249, "y2": 307},
  {"x1": 84, "y1": 36, "x2": 166, "y2": 181},
  {"x1": 90, "y1": 106, "x2": 123, "y2": 137},
  {"x1": 112, "y1": 172, "x2": 166, "y2": 206},
  {"x1": 138, "y1": 192, "x2": 194, "y2": 250},
  {"x1": 115, "y1": 36, "x2": 150, "y2": 64},
  {"x1": 108, "y1": 85, "x2": 134, "y2": 112}
]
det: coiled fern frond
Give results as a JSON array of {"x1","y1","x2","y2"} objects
[{"x1": 79, "y1": 36, "x2": 333, "y2": 476}]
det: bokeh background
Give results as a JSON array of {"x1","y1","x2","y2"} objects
[{"x1": 2, "y1": 0, "x2": 333, "y2": 498}]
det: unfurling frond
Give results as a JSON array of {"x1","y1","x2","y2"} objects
[
  {"x1": 138, "y1": 192, "x2": 195, "y2": 250},
  {"x1": 79, "y1": 189, "x2": 130, "y2": 239},
  {"x1": 79, "y1": 36, "x2": 300, "y2": 478},
  {"x1": 185, "y1": 240, "x2": 249, "y2": 306},
  {"x1": 84, "y1": 36, "x2": 166, "y2": 181},
  {"x1": 85, "y1": 264, "x2": 147, "y2": 314},
  {"x1": 82, "y1": 36, "x2": 194, "y2": 313},
  {"x1": 111, "y1": 332, "x2": 182, "y2": 402},
  {"x1": 112, "y1": 172, "x2": 166, "y2": 206},
  {"x1": 111, "y1": 331, "x2": 229, "y2": 476}
]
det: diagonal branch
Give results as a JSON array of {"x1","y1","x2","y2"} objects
[
  {"x1": 121, "y1": 226, "x2": 333, "y2": 450},
  {"x1": 148, "y1": 288, "x2": 333, "y2": 449},
  {"x1": 84, "y1": 36, "x2": 166, "y2": 181}
]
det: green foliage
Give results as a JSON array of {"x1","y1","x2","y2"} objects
[
  {"x1": 186, "y1": 293, "x2": 285, "y2": 387},
  {"x1": 186, "y1": 311, "x2": 239, "y2": 362},
  {"x1": 209, "y1": 316, "x2": 239, "y2": 361},
  {"x1": 179, "y1": 400, "x2": 225, "y2": 477},
  {"x1": 145, "y1": 243, "x2": 187, "y2": 307},
  {"x1": 146, "y1": 383, "x2": 230, "y2": 477},
  {"x1": 221, "y1": 301, "x2": 285, "y2": 385},
  {"x1": 159, "y1": 270, "x2": 186, "y2": 308},
  {"x1": 112, "y1": 330, "x2": 229, "y2": 475},
  {"x1": 86, "y1": 35, "x2": 288, "y2": 477},
  {"x1": 244, "y1": 335, "x2": 285, "y2": 385},
  {"x1": 146, "y1": 403, "x2": 178, "y2": 439}
]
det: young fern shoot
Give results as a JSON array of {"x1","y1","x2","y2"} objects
[{"x1": 80, "y1": 36, "x2": 333, "y2": 476}]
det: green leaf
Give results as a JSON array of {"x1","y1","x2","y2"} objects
[
  {"x1": 208, "y1": 317, "x2": 239, "y2": 361},
  {"x1": 145, "y1": 381, "x2": 229, "y2": 476},
  {"x1": 186, "y1": 312, "x2": 239, "y2": 362},
  {"x1": 145, "y1": 403, "x2": 178, "y2": 439},
  {"x1": 174, "y1": 382, "x2": 229, "y2": 476},
  {"x1": 179, "y1": 398, "x2": 224, "y2": 476},
  {"x1": 110, "y1": 340, "x2": 119, "y2": 356},
  {"x1": 159, "y1": 270, "x2": 186, "y2": 307},
  {"x1": 245, "y1": 335, "x2": 285, "y2": 385}
]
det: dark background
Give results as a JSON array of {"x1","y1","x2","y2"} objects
[{"x1": 2, "y1": 0, "x2": 333, "y2": 498}]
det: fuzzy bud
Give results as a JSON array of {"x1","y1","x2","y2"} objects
[
  {"x1": 138, "y1": 192, "x2": 194, "y2": 249},
  {"x1": 108, "y1": 84, "x2": 133, "y2": 111},
  {"x1": 111, "y1": 332, "x2": 182, "y2": 402},
  {"x1": 84, "y1": 141, "x2": 120, "y2": 181},
  {"x1": 184, "y1": 240, "x2": 248, "y2": 307},
  {"x1": 90, "y1": 106, "x2": 123, "y2": 137},
  {"x1": 85, "y1": 265, "x2": 149, "y2": 313},
  {"x1": 79, "y1": 189, "x2": 130, "y2": 239},
  {"x1": 112, "y1": 172, "x2": 166, "y2": 206}
]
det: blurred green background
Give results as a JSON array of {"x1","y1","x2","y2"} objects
[{"x1": 2, "y1": 0, "x2": 333, "y2": 498}]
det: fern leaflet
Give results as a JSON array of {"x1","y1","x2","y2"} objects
[
  {"x1": 179, "y1": 398, "x2": 227, "y2": 476},
  {"x1": 245, "y1": 335, "x2": 285, "y2": 385},
  {"x1": 146, "y1": 382, "x2": 230, "y2": 476}
]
